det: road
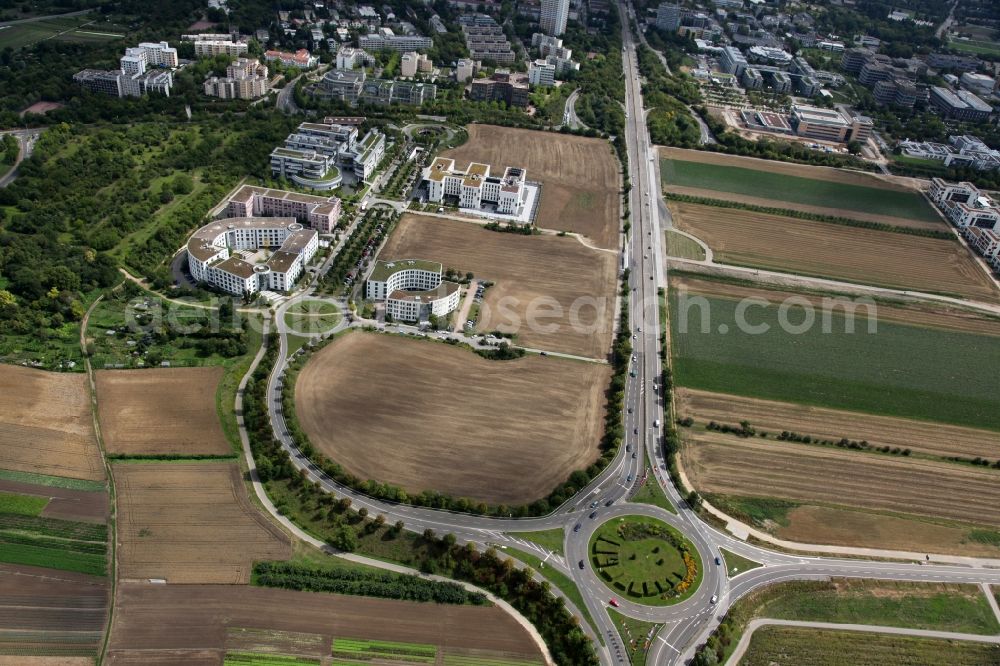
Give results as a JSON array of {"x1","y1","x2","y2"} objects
[
  {"x1": 563, "y1": 88, "x2": 588, "y2": 130},
  {"x1": 238, "y1": 4, "x2": 1000, "y2": 664},
  {"x1": 0, "y1": 129, "x2": 41, "y2": 188}
]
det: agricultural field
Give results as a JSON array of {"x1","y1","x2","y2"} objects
[
  {"x1": 0, "y1": 16, "x2": 124, "y2": 50},
  {"x1": 681, "y1": 432, "x2": 1000, "y2": 553},
  {"x1": 668, "y1": 201, "x2": 998, "y2": 301},
  {"x1": 0, "y1": 366, "x2": 103, "y2": 481},
  {"x1": 676, "y1": 389, "x2": 1000, "y2": 462},
  {"x1": 113, "y1": 462, "x2": 291, "y2": 583},
  {"x1": 442, "y1": 124, "x2": 621, "y2": 248},
  {"x1": 665, "y1": 230, "x2": 705, "y2": 261},
  {"x1": 659, "y1": 147, "x2": 941, "y2": 227},
  {"x1": 295, "y1": 333, "x2": 610, "y2": 505},
  {"x1": 106, "y1": 583, "x2": 544, "y2": 664},
  {"x1": 740, "y1": 626, "x2": 1000, "y2": 666},
  {"x1": 378, "y1": 214, "x2": 617, "y2": 358},
  {"x1": 0, "y1": 491, "x2": 107, "y2": 575},
  {"x1": 95, "y1": 368, "x2": 232, "y2": 456},
  {"x1": 669, "y1": 289, "x2": 1000, "y2": 430},
  {"x1": 0, "y1": 478, "x2": 106, "y2": 523},
  {"x1": 0, "y1": 563, "x2": 108, "y2": 658}
]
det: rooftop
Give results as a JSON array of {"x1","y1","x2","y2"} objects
[
  {"x1": 370, "y1": 259, "x2": 443, "y2": 282},
  {"x1": 388, "y1": 281, "x2": 460, "y2": 302}
]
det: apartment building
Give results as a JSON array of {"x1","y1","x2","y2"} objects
[
  {"x1": 203, "y1": 58, "x2": 270, "y2": 99},
  {"x1": 336, "y1": 46, "x2": 374, "y2": 70},
  {"x1": 901, "y1": 135, "x2": 1000, "y2": 172},
  {"x1": 460, "y1": 14, "x2": 515, "y2": 65},
  {"x1": 400, "y1": 52, "x2": 432, "y2": 77},
  {"x1": 75, "y1": 41, "x2": 176, "y2": 98},
  {"x1": 469, "y1": 70, "x2": 530, "y2": 107},
  {"x1": 265, "y1": 49, "x2": 318, "y2": 69},
  {"x1": 223, "y1": 186, "x2": 341, "y2": 234},
  {"x1": 540, "y1": 0, "x2": 569, "y2": 36},
  {"x1": 186, "y1": 217, "x2": 319, "y2": 296},
  {"x1": 528, "y1": 59, "x2": 556, "y2": 86},
  {"x1": 424, "y1": 156, "x2": 528, "y2": 216},
  {"x1": 365, "y1": 259, "x2": 461, "y2": 322},
  {"x1": 194, "y1": 39, "x2": 248, "y2": 58},
  {"x1": 929, "y1": 178, "x2": 1000, "y2": 271},
  {"x1": 357, "y1": 28, "x2": 432, "y2": 52},
  {"x1": 455, "y1": 58, "x2": 476, "y2": 83}
]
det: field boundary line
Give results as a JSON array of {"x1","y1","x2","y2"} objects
[
  {"x1": 233, "y1": 319, "x2": 555, "y2": 665},
  {"x1": 725, "y1": 618, "x2": 1000, "y2": 666}
]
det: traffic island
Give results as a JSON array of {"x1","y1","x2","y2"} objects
[{"x1": 589, "y1": 515, "x2": 702, "y2": 606}]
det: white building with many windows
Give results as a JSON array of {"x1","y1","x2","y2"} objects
[
  {"x1": 424, "y1": 157, "x2": 527, "y2": 216},
  {"x1": 223, "y1": 185, "x2": 341, "y2": 233},
  {"x1": 365, "y1": 259, "x2": 461, "y2": 321},
  {"x1": 186, "y1": 217, "x2": 319, "y2": 296}
]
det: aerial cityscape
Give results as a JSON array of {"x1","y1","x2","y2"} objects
[{"x1": 0, "y1": 0, "x2": 999, "y2": 665}]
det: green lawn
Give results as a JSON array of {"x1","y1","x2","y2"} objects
[
  {"x1": 660, "y1": 159, "x2": 940, "y2": 223},
  {"x1": 665, "y1": 230, "x2": 706, "y2": 261},
  {"x1": 590, "y1": 515, "x2": 702, "y2": 606},
  {"x1": 760, "y1": 579, "x2": 1000, "y2": 635},
  {"x1": 742, "y1": 626, "x2": 1000, "y2": 666},
  {"x1": 505, "y1": 546, "x2": 598, "y2": 638},
  {"x1": 283, "y1": 301, "x2": 342, "y2": 335},
  {"x1": 670, "y1": 291, "x2": 1000, "y2": 431},
  {"x1": 508, "y1": 528, "x2": 565, "y2": 554},
  {"x1": 630, "y1": 465, "x2": 677, "y2": 514},
  {"x1": 608, "y1": 608, "x2": 660, "y2": 665},
  {"x1": 720, "y1": 548, "x2": 762, "y2": 578},
  {"x1": 950, "y1": 38, "x2": 1000, "y2": 57},
  {"x1": 0, "y1": 492, "x2": 49, "y2": 516},
  {"x1": 0, "y1": 16, "x2": 122, "y2": 49}
]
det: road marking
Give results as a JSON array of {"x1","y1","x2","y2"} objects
[{"x1": 657, "y1": 636, "x2": 680, "y2": 652}]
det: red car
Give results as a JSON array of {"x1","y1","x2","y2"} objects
[{"x1": 609, "y1": 598, "x2": 620, "y2": 608}]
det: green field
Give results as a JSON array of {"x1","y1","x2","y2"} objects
[
  {"x1": 590, "y1": 515, "x2": 702, "y2": 606},
  {"x1": 283, "y1": 300, "x2": 342, "y2": 335},
  {"x1": 670, "y1": 292, "x2": 1000, "y2": 430},
  {"x1": 608, "y1": 608, "x2": 660, "y2": 665},
  {"x1": 665, "y1": 230, "x2": 706, "y2": 261},
  {"x1": 224, "y1": 653, "x2": 320, "y2": 666},
  {"x1": 331, "y1": 638, "x2": 436, "y2": 663},
  {"x1": 719, "y1": 548, "x2": 761, "y2": 577},
  {"x1": 0, "y1": 492, "x2": 49, "y2": 516},
  {"x1": 949, "y1": 38, "x2": 1000, "y2": 57},
  {"x1": 660, "y1": 159, "x2": 940, "y2": 223},
  {"x1": 741, "y1": 626, "x2": 1000, "y2": 666},
  {"x1": 0, "y1": 16, "x2": 124, "y2": 49},
  {"x1": 0, "y1": 469, "x2": 105, "y2": 491},
  {"x1": 0, "y1": 512, "x2": 107, "y2": 576}
]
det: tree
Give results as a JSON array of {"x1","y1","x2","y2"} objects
[
  {"x1": 847, "y1": 140, "x2": 863, "y2": 155},
  {"x1": 686, "y1": 490, "x2": 702, "y2": 509},
  {"x1": 358, "y1": 506, "x2": 368, "y2": 519},
  {"x1": 172, "y1": 173, "x2": 194, "y2": 194},
  {"x1": 331, "y1": 525, "x2": 358, "y2": 552}
]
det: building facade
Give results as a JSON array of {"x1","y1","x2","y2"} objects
[
  {"x1": 366, "y1": 259, "x2": 461, "y2": 321},
  {"x1": 424, "y1": 157, "x2": 528, "y2": 216},
  {"x1": 540, "y1": 0, "x2": 569, "y2": 36},
  {"x1": 194, "y1": 40, "x2": 248, "y2": 58},
  {"x1": 223, "y1": 185, "x2": 341, "y2": 234},
  {"x1": 469, "y1": 70, "x2": 530, "y2": 107}
]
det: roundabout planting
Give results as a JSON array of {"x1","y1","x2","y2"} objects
[{"x1": 589, "y1": 515, "x2": 703, "y2": 606}]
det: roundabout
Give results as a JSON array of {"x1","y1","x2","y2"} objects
[{"x1": 589, "y1": 515, "x2": 703, "y2": 607}]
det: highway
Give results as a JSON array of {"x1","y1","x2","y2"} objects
[{"x1": 247, "y1": 5, "x2": 1000, "y2": 664}]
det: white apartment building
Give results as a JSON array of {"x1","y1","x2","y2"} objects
[
  {"x1": 357, "y1": 28, "x2": 432, "y2": 52},
  {"x1": 128, "y1": 41, "x2": 178, "y2": 68},
  {"x1": 528, "y1": 59, "x2": 556, "y2": 86},
  {"x1": 455, "y1": 58, "x2": 476, "y2": 83},
  {"x1": 401, "y1": 52, "x2": 431, "y2": 77},
  {"x1": 204, "y1": 57, "x2": 269, "y2": 99},
  {"x1": 186, "y1": 217, "x2": 319, "y2": 296},
  {"x1": 424, "y1": 157, "x2": 527, "y2": 216},
  {"x1": 929, "y1": 178, "x2": 1000, "y2": 231},
  {"x1": 540, "y1": 0, "x2": 569, "y2": 36},
  {"x1": 365, "y1": 259, "x2": 461, "y2": 321},
  {"x1": 194, "y1": 39, "x2": 249, "y2": 57},
  {"x1": 223, "y1": 185, "x2": 342, "y2": 234},
  {"x1": 336, "y1": 46, "x2": 374, "y2": 70}
]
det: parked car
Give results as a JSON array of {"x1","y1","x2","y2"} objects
[{"x1": 589, "y1": 511, "x2": 598, "y2": 519}]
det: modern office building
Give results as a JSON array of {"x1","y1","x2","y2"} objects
[
  {"x1": 75, "y1": 41, "x2": 176, "y2": 98},
  {"x1": 424, "y1": 156, "x2": 528, "y2": 216},
  {"x1": 528, "y1": 59, "x2": 556, "y2": 86},
  {"x1": 540, "y1": 0, "x2": 569, "y2": 36},
  {"x1": 315, "y1": 69, "x2": 435, "y2": 107},
  {"x1": 720, "y1": 46, "x2": 748, "y2": 78},
  {"x1": 960, "y1": 72, "x2": 996, "y2": 97},
  {"x1": 790, "y1": 105, "x2": 872, "y2": 144},
  {"x1": 357, "y1": 28, "x2": 432, "y2": 52},
  {"x1": 186, "y1": 217, "x2": 319, "y2": 296},
  {"x1": 194, "y1": 39, "x2": 248, "y2": 57},
  {"x1": 929, "y1": 86, "x2": 993, "y2": 122},
  {"x1": 73, "y1": 69, "x2": 125, "y2": 96},
  {"x1": 365, "y1": 259, "x2": 461, "y2": 322},
  {"x1": 223, "y1": 186, "x2": 342, "y2": 234},
  {"x1": 469, "y1": 70, "x2": 530, "y2": 107},
  {"x1": 656, "y1": 3, "x2": 682, "y2": 31},
  {"x1": 318, "y1": 69, "x2": 366, "y2": 104}
]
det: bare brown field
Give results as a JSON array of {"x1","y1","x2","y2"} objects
[
  {"x1": 113, "y1": 462, "x2": 291, "y2": 583},
  {"x1": 0, "y1": 479, "x2": 107, "y2": 523},
  {"x1": 676, "y1": 388, "x2": 1000, "y2": 461},
  {"x1": 660, "y1": 147, "x2": 918, "y2": 190},
  {"x1": 0, "y1": 366, "x2": 103, "y2": 481},
  {"x1": 95, "y1": 368, "x2": 231, "y2": 456},
  {"x1": 444, "y1": 124, "x2": 621, "y2": 248},
  {"x1": 664, "y1": 184, "x2": 943, "y2": 230},
  {"x1": 670, "y1": 201, "x2": 999, "y2": 302},
  {"x1": 106, "y1": 582, "x2": 544, "y2": 664},
  {"x1": 0, "y1": 659, "x2": 94, "y2": 666},
  {"x1": 671, "y1": 274, "x2": 1000, "y2": 336},
  {"x1": 381, "y1": 214, "x2": 617, "y2": 358},
  {"x1": 682, "y1": 432, "x2": 1000, "y2": 529},
  {"x1": 0, "y1": 563, "x2": 108, "y2": 659},
  {"x1": 296, "y1": 333, "x2": 611, "y2": 505}
]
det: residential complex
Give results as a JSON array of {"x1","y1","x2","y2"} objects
[
  {"x1": 203, "y1": 58, "x2": 270, "y2": 99},
  {"x1": 424, "y1": 157, "x2": 528, "y2": 216},
  {"x1": 270, "y1": 121, "x2": 385, "y2": 186},
  {"x1": 74, "y1": 41, "x2": 176, "y2": 98},
  {"x1": 187, "y1": 217, "x2": 318, "y2": 296},
  {"x1": 265, "y1": 49, "x2": 318, "y2": 69},
  {"x1": 223, "y1": 185, "x2": 342, "y2": 233},
  {"x1": 400, "y1": 52, "x2": 432, "y2": 77},
  {"x1": 357, "y1": 28, "x2": 432, "y2": 52},
  {"x1": 929, "y1": 178, "x2": 1000, "y2": 272},
  {"x1": 531, "y1": 33, "x2": 579, "y2": 74},
  {"x1": 365, "y1": 259, "x2": 461, "y2": 322},
  {"x1": 193, "y1": 39, "x2": 248, "y2": 58},
  {"x1": 540, "y1": 0, "x2": 570, "y2": 36},
  {"x1": 469, "y1": 70, "x2": 530, "y2": 107},
  {"x1": 336, "y1": 46, "x2": 374, "y2": 70},
  {"x1": 459, "y1": 14, "x2": 516, "y2": 65},
  {"x1": 316, "y1": 69, "x2": 436, "y2": 107}
]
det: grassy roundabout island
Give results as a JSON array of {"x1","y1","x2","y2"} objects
[{"x1": 590, "y1": 515, "x2": 702, "y2": 606}]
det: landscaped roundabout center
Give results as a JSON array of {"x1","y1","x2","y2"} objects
[{"x1": 590, "y1": 516, "x2": 702, "y2": 606}]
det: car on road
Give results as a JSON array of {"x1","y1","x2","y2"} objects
[
  {"x1": 627, "y1": 474, "x2": 633, "y2": 482},
  {"x1": 590, "y1": 501, "x2": 599, "y2": 508},
  {"x1": 625, "y1": 444, "x2": 631, "y2": 452},
  {"x1": 633, "y1": 428, "x2": 638, "y2": 435},
  {"x1": 715, "y1": 557, "x2": 722, "y2": 565},
  {"x1": 632, "y1": 334, "x2": 637, "y2": 340},
  {"x1": 540, "y1": 351, "x2": 548, "y2": 356},
  {"x1": 710, "y1": 595, "x2": 718, "y2": 604},
  {"x1": 605, "y1": 499, "x2": 614, "y2": 507},
  {"x1": 609, "y1": 598, "x2": 620, "y2": 608},
  {"x1": 589, "y1": 511, "x2": 598, "y2": 519},
  {"x1": 627, "y1": 407, "x2": 633, "y2": 414},
  {"x1": 579, "y1": 560, "x2": 585, "y2": 570},
  {"x1": 573, "y1": 523, "x2": 581, "y2": 532},
  {"x1": 631, "y1": 452, "x2": 637, "y2": 459}
]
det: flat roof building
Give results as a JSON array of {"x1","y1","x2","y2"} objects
[
  {"x1": 366, "y1": 259, "x2": 461, "y2": 322},
  {"x1": 424, "y1": 156, "x2": 528, "y2": 217},
  {"x1": 930, "y1": 86, "x2": 993, "y2": 122}
]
